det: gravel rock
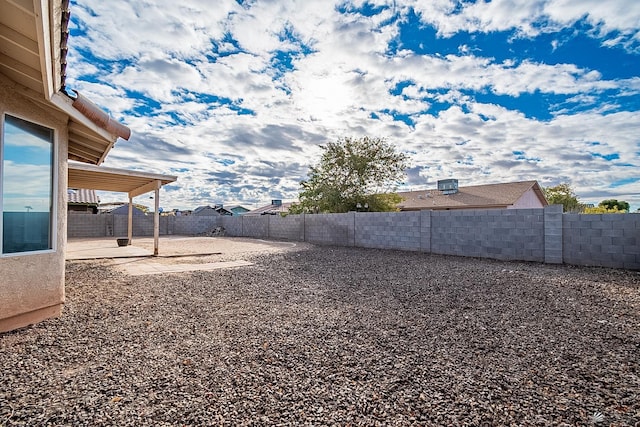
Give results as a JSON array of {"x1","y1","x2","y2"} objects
[{"x1": 1, "y1": 244, "x2": 639, "y2": 426}]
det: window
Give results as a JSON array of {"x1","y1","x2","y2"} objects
[{"x1": 1, "y1": 114, "x2": 54, "y2": 254}]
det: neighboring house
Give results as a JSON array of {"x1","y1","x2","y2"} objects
[
  {"x1": 0, "y1": 1, "x2": 176, "y2": 333},
  {"x1": 214, "y1": 205, "x2": 233, "y2": 216},
  {"x1": 193, "y1": 205, "x2": 221, "y2": 216},
  {"x1": 397, "y1": 180, "x2": 548, "y2": 211},
  {"x1": 229, "y1": 205, "x2": 250, "y2": 216},
  {"x1": 68, "y1": 189, "x2": 99, "y2": 214},
  {"x1": 105, "y1": 204, "x2": 147, "y2": 216},
  {"x1": 246, "y1": 200, "x2": 294, "y2": 216}
]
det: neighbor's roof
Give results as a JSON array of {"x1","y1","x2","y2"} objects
[
  {"x1": 0, "y1": 0, "x2": 129, "y2": 165},
  {"x1": 245, "y1": 202, "x2": 294, "y2": 216},
  {"x1": 67, "y1": 188, "x2": 99, "y2": 205},
  {"x1": 397, "y1": 180, "x2": 548, "y2": 210}
]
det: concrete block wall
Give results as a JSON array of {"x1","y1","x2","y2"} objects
[
  {"x1": 68, "y1": 207, "x2": 639, "y2": 270},
  {"x1": 544, "y1": 205, "x2": 563, "y2": 264},
  {"x1": 563, "y1": 213, "x2": 639, "y2": 269},
  {"x1": 174, "y1": 216, "x2": 220, "y2": 235},
  {"x1": 241, "y1": 216, "x2": 269, "y2": 238},
  {"x1": 67, "y1": 212, "x2": 109, "y2": 237},
  {"x1": 305, "y1": 213, "x2": 355, "y2": 246},
  {"x1": 221, "y1": 216, "x2": 243, "y2": 236},
  {"x1": 68, "y1": 214, "x2": 220, "y2": 237},
  {"x1": 269, "y1": 215, "x2": 305, "y2": 241},
  {"x1": 355, "y1": 211, "x2": 422, "y2": 251},
  {"x1": 430, "y1": 208, "x2": 546, "y2": 262},
  {"x1": 113, "y1": 215, "x2": 154, "y2": 237}
]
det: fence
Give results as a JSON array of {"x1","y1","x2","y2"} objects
[{"x1": 68, "y1": 206, "x2": 639, "y2": 269}]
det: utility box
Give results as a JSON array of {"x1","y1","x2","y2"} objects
[{"x1": 437, "y1": 179, "x2": 459, "y2": 195}]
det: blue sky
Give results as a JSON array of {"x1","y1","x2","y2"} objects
[{"x1": 66, "y1": 0, "x2": 640, "y2": 211}]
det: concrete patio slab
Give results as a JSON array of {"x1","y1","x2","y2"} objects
[
  {"x1": 66, "y1": 236, "x2": 303, "y2": 275},
  {"x1": 66, "y1": 238, "x2": 153, "y2": 260}
]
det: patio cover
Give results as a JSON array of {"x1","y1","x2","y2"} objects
[{"x1": 68, "y1": 162, "x2": 177, "y2": 255}]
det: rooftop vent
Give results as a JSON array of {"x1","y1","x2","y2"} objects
[{"x1": 437, "y1": 179, "x2": 459, "y2": 195}]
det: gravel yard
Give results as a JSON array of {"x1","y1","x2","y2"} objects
[{"x1": 1, "y1": 242, "x2": 639, "y2": 426}]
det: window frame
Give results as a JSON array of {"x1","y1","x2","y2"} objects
[{"x1": 0, "y1": 112, "x2": 58, "y2": 257}]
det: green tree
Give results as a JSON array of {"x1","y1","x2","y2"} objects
[
  {"x1": 598, "y1": 199, "x2": 630, "y2": 212},
  {"x1": 542, "y1": 183, "x2": 581, "y2": 212},
  {"x1": 291, "y1": 136, "x2": 409, "y2": 213}
]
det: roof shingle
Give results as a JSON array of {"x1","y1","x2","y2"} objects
[{"x1": 397, "y1": 181, "x2": 547, "y2": 210}]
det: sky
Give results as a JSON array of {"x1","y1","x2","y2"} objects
[{"x1": 66, "y1": 0, "x2": 640, "y2": 212}]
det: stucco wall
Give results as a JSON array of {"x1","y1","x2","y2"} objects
[
  {"x1": 510, "y1": 188, "x2": 546, "y2": 209},
  {"x1": 0, "y1": 75, "x2": 68, "y2": 332}
]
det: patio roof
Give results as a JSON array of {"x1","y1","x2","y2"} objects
[{"x1": 68, "y1": 162, "x2": 177, "y2": 198}]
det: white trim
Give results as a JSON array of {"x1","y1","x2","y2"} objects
[
  {"x1": 51, "y1": 116, "x2": 58, "y2": 253},
  {"x1": 34, "y1": 0, "x2": 55, "y2": 100}
]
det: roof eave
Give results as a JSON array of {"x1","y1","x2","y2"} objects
[{"x1": 36, "y1": 0, "x2": 130, "y2": 165}]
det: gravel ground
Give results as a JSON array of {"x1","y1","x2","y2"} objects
[{"x1": 1, "y1": 243, "x2": 639, "y2": 426}]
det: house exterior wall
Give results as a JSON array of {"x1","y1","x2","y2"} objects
[
  {"x1": 510, "y1": 188, "x2": 545, "y2": 209},
  {"x1": 0, "y1": 77, "x2": 68, "y2": 332}
]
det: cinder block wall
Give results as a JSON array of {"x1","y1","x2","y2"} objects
[
  {"x1": 305, "y1": 213, "x2": 355, "y2": 246},
  {"x1": 68, "y1": 214, "x2": 220, "y2": 237},
  {"x1": 67, "y1": 212, "x2": 109, "y2": 237},
  {"x1": 174, "y1": 216, "x2": 220, "y2": 235},
  {"x1": 221, "y1": 216, "x2": 243, "y2": 236},
  {"x1": 430, "y1": 208, "x2": 546, "y2": 262},
  {"x1": 269, "y1": 215, "x2": 305, "y2": 241},
  {"x1": 355, "y1": 211, "x2": 422, "y2": 251},
  {"x1": 563, "y1": 213, "x2": 639, "y2": 269},
  {"x1": 68, "y1": 207, "x2": 639, "y2": 269},
  {"x1": 241, "y1": 216, "x2": 269, "y2": 238}
]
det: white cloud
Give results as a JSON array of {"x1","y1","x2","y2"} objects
[{"x1": 68, "y1": 0, "x2": 640, "y2": 210}]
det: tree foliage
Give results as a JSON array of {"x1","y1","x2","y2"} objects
[
  {"x1": 598, "y1": 199, "x2": 630, "y2": 212},
  {"x1": 290, "y1": 136, "x2": 409, "y2": 213},
  {"x1": 583, "y1": 205, "x2": 626, "y2": 214},
  {"x1": 542, "y1": 183, "x2": 581, "y2": 212}
]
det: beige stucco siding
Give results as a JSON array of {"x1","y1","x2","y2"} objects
[{"x1": 0, "y1": 74, "x2": 68, "y2": 332}]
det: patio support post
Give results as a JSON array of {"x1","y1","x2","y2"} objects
[
  {"x1": 127, "y1": 196, "x2": 133, "y2": 245},
  {"x1": 154, "y1": 182, "x2": 160, "y2": 256}
]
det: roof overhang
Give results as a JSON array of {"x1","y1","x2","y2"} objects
[
  {"x1": 0, "y1": 0, "x2": 130, "y2": 165},
  {"x1": 68, "y1": 162, "x2": 177, "y2": 198}
]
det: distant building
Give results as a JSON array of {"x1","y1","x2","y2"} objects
[
  {"x1": 193, "y1": 205, "x2": 221, "y2": 216},
  {"x1": 102, "y1": 203, "x2": 147, "y2": 216},
  {"x1": 67, "y1": 189, "x2": 99, "y2": 214},
  {"x1": 229, "y1": 205, "x2": 250, "y2": 216},
  {"x1": 397, "y1": 180, "x2": 548, "y2": 211},
  {"x1": 246, "y1": 199, "x2": 294, "y2": 216}
]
